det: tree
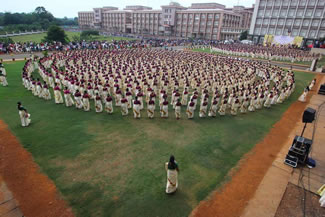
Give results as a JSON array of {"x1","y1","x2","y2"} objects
[
  {"x1": 239, "y1": 30, "x2": 248, "y2": 41},
  {"x1": 44, "y1": 25, "x2": 67, "y2": 43},
  {"x1": 34, "y1": 6, "x2": 47, "y2": 14}
]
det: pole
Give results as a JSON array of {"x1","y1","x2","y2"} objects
[{"x1": 301, "y1": 122, "x2": 307, "y2": 137}]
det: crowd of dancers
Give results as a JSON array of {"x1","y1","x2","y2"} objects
[
  {"x1": 0, "y1": 63, "x2": 8, "y2": 87},
  {"x1": 21, "y1": 48, "x2": 296, "y2": 119},
  {"x1": 210, "y1": 44, "x2": 320, "y2": 63}
]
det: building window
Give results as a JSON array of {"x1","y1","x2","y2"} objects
[
  {"x1": 201, "y1": 14, "x2": 206, "y2": 19},
  {"x1": 294, "y1": 19, "x2": 301, "y2": 26},
  {"x1": 309, "y1": 30, "x2": 316, "y2": 38},
  {"x1": 303, "y1": 19, "x2": 310, "y2": 27},
  {"x1": 312, "y1": 20, "x2": 320, "y2": 27},
  {"x1": 306, "y1": 9, "x2": 313, "y2": 17},
  {"x1": 319, "y1": 20, "x2": 325, "y2": 28},
  {"x1": 214, "y1": 21, "x2": 219, "y2": 26},
  {"x1": 270, "y1": 19, "x2": 276, "y2": 25},
  {"x1": 254, "y1": 27, "x2": 260, "y2": 34},
  {"x1": 275, "y1": 0, "x2": 281, "y2": 6},
  {"x1": 263, "y1": 19, "x2": 269, "y2": 25},
  {"x1": 257, "y1": 10, "x2": 263, "y2": 17},
  {"x1": 286, "y1": 19, "x2": 293, "y2": 26},
  {"x1": 291, "y1": 0, "x2": 298, "y2": 6},
  {"x1": 272, "y1": 10, "x2": 279, "y2": 16},
  {"x1": 288, "y1": 9, "x2": 295, "y2": 17},
  {"x1": 269, "y1": 28, "x2": 275, "y2": 34},
  {"x1": 299, "y1": 0, "x2": 306, "y2": 6},
  {"x1": 297, "y1": 10, "x2": 304, "y2": 17},
  {"x1": 318, "y1": 0, "x2": 325, "y2": 6},
  {"x1": 283, "y1": 0, "x2": 289, "y2": 6},
  {"x1": 265, "y1": 10, "x2": 271, "y2": 17},
  {"x1": 280, "y1": 9, "x2": 287, "y2": 16},
  {"x1": 275, "y1": 28, "x2": 282, "y2": 35},
  {"x1": 278, "y1": 19, "x2": 284, "y2": 25},
  {"x1": 319, "y1": 31, "x2": 325, "y2": 38},
  {"x1": 260, "y1": 0, "x2": 266, "y2": 7},
  {"x1": 300, "y1": 29, "x2": 307, "y2": 37},
  {"x1": 266, "y1": 1, "x2": 273, "y2": 6},
  {"x1": 308, "y1": 0, "x2": 316, "y2": 6},
  {"x1": 215, "y1": 14, "x2": 219, "y2": 19},
  {"x1": 292, "y1": 29, "x2": 298, "y2": 36},
  {"x1": 208, "y1": 14, "x2": 213, "y2": 19},
  {"x1": 315, "y1": 9, "x2": 322, "y2": 17},
  {"x1": 213, "y1": 28, "x2": 218, "y2": 32}
]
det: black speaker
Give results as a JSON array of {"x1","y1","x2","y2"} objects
[{"x1": 303, "y1": 107, "x2": 316, "y2": 123}]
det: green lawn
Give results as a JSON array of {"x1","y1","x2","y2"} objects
[
  {"x1": 7, "y1": 31, "x2": 135, "y2": 43},
  {"x1": 0, "y1": 61, "x2": 314, "y2": 217},
  {"x1": 192, "y1": 48, "x2": 313, "y2": 66}
]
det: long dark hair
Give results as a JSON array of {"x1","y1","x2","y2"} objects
[{"x1": 168, "y1": 155, "x2": 177, "y2": 170}]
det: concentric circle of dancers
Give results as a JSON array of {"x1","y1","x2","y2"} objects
[
  {"x1": 21, "y1": 48, "x2": 296, "y2": 119},
  {"x1": 210, "y1": 44, "x2": 320, "y2": 63}
]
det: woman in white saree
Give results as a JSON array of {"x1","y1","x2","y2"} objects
[
  {"x1": 165, "y1": 155, "x2": 179, "y2": 194},
  {"x1": 17, "y1": 102, "x2": 31, "y2": 127}
]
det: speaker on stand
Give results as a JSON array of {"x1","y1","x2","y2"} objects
[{"x1": 284, "y1": 107, "x2": 316, "y2": 168}]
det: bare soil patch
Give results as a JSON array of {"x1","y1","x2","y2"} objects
[{"x1": 0, "y1": 120, "x2": 75, "y2": 217}]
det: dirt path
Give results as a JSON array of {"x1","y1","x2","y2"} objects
[
  {"x1": 190, "y1": 74, "x2": 323, "y2": 217},
  {"x1": 0, "y1": 121, "x2": 75, "y2": 217}
]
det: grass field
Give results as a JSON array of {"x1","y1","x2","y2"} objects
[
  {"x1": 192, "y1": 48, "x2": 313, "y2": 66},
  {"x1": 8, "y1": 31, "x2": 135, "y2": 43},
  {"x1": 0, "y1": 61, "x2": 314, "y2": 217}
]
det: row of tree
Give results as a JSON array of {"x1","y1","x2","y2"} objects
[{"x1": 0, "y1": 7, "x2": 78, "y2": 34}]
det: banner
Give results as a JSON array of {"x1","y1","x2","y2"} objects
[
  {"x1": 293, "y1": 36, "x2": 303, "y2": 47},
  {"x1": 263, "y1": 35, "x2": 303, "y2": 48},
  {"x1": 263, "y1": 35, "x2": 274, "y2": 46},
  {"x1": 272, "y1": 35, "x2": 295, "y2": 46}
]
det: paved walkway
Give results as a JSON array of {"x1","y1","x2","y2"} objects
[
  {"x1": 241, "y1": 75, "x2": 325, "y2": 217},
  {"x1": 0, "y1": 176, "x2": 23, "y2": 217}
]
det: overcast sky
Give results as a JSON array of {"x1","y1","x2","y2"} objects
[{"x1": 2, "y1": 0, "x2": 255, "y2": 18}]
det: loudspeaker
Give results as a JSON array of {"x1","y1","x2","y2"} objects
[{"x1": 303, "y1": 107, "x2": 316, "y2": 123}]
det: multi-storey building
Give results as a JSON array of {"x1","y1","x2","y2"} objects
[
  {"x1": 78, "y1": 2, "x2": 254, "y2": 40},
  {"x1": 249, "y1": 0, "x2": 325, "y2": 44},
  {"x1": 78, "y1": 11, "x2": 94, "y2": 29}
]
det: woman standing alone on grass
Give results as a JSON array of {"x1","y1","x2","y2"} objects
[
  {"x1": 17, "y1": 102, "x2": 31, "y2": 127},
  {"x1": 165, "y1": 155, "x2": 179, "y2": 194}
]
